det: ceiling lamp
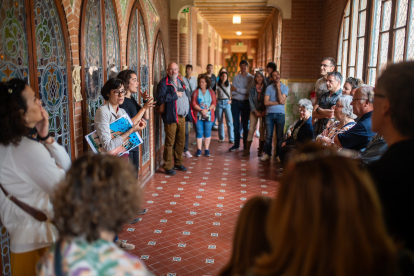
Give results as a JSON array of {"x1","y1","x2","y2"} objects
[
  {"x1": 236, "y1": 31, "x2": 242, "y2": 36},
  {"x1": 233, "y1": 15, "x2": 241, "y2": 24}
]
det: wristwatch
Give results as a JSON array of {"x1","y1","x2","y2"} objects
[{"x1": 316, "y1": 107, "x2": 320, "y2": 114}]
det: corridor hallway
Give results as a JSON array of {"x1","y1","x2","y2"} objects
[{"x1": 118, "y1": 131, "x2": 280, "y2": 276}]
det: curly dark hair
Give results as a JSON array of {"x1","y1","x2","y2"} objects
[
  {"x1": 101, "y1": 78, "x2": 124, "y2": 101},
  {"x1": 197, "y1": 74, "x2": 212, "y2": 90},
  {"x1": 117, "y1": 69, "x2": 137, "y2": 92},
  {"x1": 0, "y1": 79, "x2": 29, "y2": 146},
  {"x1": 52, "y1": 154, "x2": 143, "y2": 242}
]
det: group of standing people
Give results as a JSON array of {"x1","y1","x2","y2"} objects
[{"x1": 156, "y1": 60, "x2": 291, "y2": 176}]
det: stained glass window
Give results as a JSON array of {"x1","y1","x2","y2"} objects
[
  {"x1": 104, "y1": 0, "x2": 120, "y2": 80},
  {"x1": 84, "y1": 0, "x2": 103, "y2": 134},
  {"x1": 128, "y1": 10, "x2": 138, "y2": 76},
  {"x1": 340, "y1": 0, "x2": 414, "y2": 86},
  {"x1": 159, "y1": 39, "x2": 166, "y2": 145},
  {"x1": 0, "y1": 0, "x2": 30, "y2": 83},
  {"x1": 139, "y1": 12, "x2": 150, "y2": 165},
  {"x1": 34, "y1": 0, "x2": 71, "y2": 155},
  {"x1": 407, "y1": 0, "x2": 414, "y2": 60},
  {"x1": 337, "y1": 0, "x2": 367, "y2": 81},
  {"x1": 153, "y1": 38, "x2": 161, "y2": 152}
]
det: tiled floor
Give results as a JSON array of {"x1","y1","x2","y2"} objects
[{"x1": 119, "y1": 131, "x2": 281, "y2": 276}]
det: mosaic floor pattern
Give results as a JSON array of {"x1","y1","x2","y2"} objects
[{"x1": 119, "y1": 132, "x2": 281, "y2": 276}]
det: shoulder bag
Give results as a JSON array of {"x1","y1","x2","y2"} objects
[
  {"x1": 0, "y1": 183, "x2": 48, "y2": 222},
  {"x1": 218, "y1": 84, "x2": 231, "y2": 100}
]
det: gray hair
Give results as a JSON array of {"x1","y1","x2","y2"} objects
[
  {"x1": 327, "y1": 71, "x2": 343, "y2": 84},
  {"x1": 337, "y1": 95, "x2": 357, "y2": 119},
  {"x1": 358, "y1": 84, "x2": 374, "y2": 98},
  {"x1": 298, "y1": 98, "x2": 313, "y2": 114}
]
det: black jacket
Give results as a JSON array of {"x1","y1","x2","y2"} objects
[
  {"x1": 156, "y1": 76, "x2": 193, "y2": 124},
  {"x1": 287, "y1": 116, "x2": 314, "y2": 145}
]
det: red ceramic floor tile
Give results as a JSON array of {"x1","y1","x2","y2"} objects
[{"x1": 118, "y1": 130, "x2": 281, "y2": 276}]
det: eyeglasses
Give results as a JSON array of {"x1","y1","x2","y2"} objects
[
  {"x1": 336, "y1": 104, "x2": 344, "y2": 108},
  {"x1": 113, "y1": 89, "x2": 125, "y2": 96},
  {"x1": 352, "y1": 98, "x2": 368, "y2": 102}
]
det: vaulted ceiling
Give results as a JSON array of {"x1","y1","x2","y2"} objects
[{"x1": 194, "y1": 0, "x2": 275, "y2": 39}]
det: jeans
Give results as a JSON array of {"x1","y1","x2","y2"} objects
[
  {"x1": 264, "y1": 113, "x2": 285, "y2": 156},
  {"x1": 231, "y1": 99, "x2": 251, "y2": 148},
  {"x1": 184, "y1": 121, "x2": 190, "y2": 152},
  {"x1": 196, "y1": 120, "x2": 214, "y2": 138},
  {"x1": 216, "y1": 99, "x2": 234, "y2": 141},
  {"x1": 128, "y1": 150, "x2": 139, "y2": 176}
]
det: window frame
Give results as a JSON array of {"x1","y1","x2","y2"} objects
[{"x1": 338, "y1": 0, "x2": 414, "y2": 85}]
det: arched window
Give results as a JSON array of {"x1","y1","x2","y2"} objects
[
  {"x1": 1, "y1": 0, "x2": 72, "y2": 273},
  {"x1": 153, "y1": 32, "x2": 166, "y2": 165},
  {"x1": 338, "y1": 0, "x2": 414, "y2": 85},
  {"x1": 367, "y1": 0, "x2": 414, "y2": 85},
  {"x1": 337, "y1": 0, "x2": 368, "y2": 81},
  {"x1": 127, "y1": 6, "x2": 151, "y2": 174},
  {"x1": 80, "y1": 0, "x2": 121, "y2": 140},
  {"x1": 0, "y1": 0, "x2": 73, "y2": 156}
]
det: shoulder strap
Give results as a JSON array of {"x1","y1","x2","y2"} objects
[
  {"x1": 0, "y1": 183, "x2": 48, "y2": 222},
  {"x1": 186, "y1": 77, "x2": 193, "y2": 92},
  {"x1": 218, "y1": 84, "x2": 231, "y2": 99},
  {"x1": 54, "y1": 240, "x2": 63, "y2": 276}
]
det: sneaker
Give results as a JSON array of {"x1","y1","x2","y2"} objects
[
  {"x1": 191, "y1": 141, "x2": 197, "y2": 145},
  {"x1": 255, "y1": 130, "x2": 260, "y2": 138},
  {"x1": 275, "y1": 156, "x2": 281, "y2": 162},
  {"x1": 183, "y1": 151, "x2": 193, "y2": 158},
  {"x1": 261, "y1": 154, "x2": 270, "y2": 161},
  {"x1": 205, "y1": 150, "x2": 210, "y2": 157},
  {"x1": 219, "y1": 140, "x2": 224, "y2": 143},
  {"x1": 139, "y1": 208, "x2": 148, "y2": 215},
  {"x1": 165, "y1": 169, "x2": 176, "y2": 176},
  {"x1": 213, "y1": 125, "x2": 218, "y2": 130},
  {"x1": 195, "y1": 149, "x2": 202, "y2": 157},
  {"x1": 173, "y1": 165, "x2": 187, "y2": 171},
  {"x1": 115, "y1": 240, "x2": 135, "y2": 251},
  {"x1": 229, "y1": 140, "x2": 235, "y2": 144},
  {"x1": 229, "y1": 145, "x2": 239, "y2": 152}
]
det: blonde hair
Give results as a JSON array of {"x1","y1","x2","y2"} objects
[{"x1": 253, "y1": 144, "x2": 396, "y2": 276}]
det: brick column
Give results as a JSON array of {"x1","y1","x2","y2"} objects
[{"x1": 170, "y1": 19, "x2": 179, "y2": 63}]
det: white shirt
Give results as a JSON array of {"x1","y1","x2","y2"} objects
[
  {"x1": 232, "y1": 73, "x2": 254, "y2": 101},
  {"x1": 315, "y1": 77, "x2": 328, "y2": 101},
  {"x1": 0, "y1": 137, "x2": 71, "y2": 253},
  {"x1": 94, "y1": 102, "x2": 127, "y2": 152}
]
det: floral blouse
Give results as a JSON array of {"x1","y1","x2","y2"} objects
[
  {"x1": 316, "y1": 121, "x2": 356, "y2": 145},
  {"x1": 37, "y1": 238, "x2": 153, "y2": 276}
]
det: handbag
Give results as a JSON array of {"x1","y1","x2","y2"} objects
[
  {"x1": 155, "y1": 103, "x2": 165, "y2": 114},
  {"x1": 0, "y1": 183, "x2": 48, "y2": 222}
]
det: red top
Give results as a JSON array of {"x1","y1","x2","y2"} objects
[{"x1": 191, "y1": 88, "x2": 217, "y2": 124}]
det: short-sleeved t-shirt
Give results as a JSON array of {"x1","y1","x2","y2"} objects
[
  {"x1": 337, "y1": 111, "x2": 376, "y2": 150},
  {"x1": 120, "y1": 97, "x2": 142, "y2": 152},
  {"x1": 265, "y1": 83, "x2": 289, "y2": 114}
]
